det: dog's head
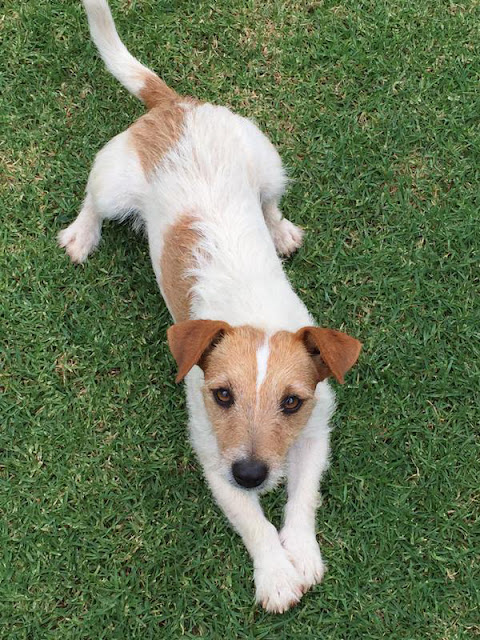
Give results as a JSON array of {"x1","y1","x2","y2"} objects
[{"x1": 167, "y1": 320, "x2": 361, "y2": 491}]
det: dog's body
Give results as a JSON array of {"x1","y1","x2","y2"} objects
[{"x1": 60, "y1": 0, "x2": 361, "y2": 613}]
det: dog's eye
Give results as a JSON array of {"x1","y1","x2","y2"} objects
[
  {"x1": 281, "y1": 395, "x2": 303, "y2": 414},
  {"x1": 213, "y1": 388, "x2": 234, "y2": 408}
]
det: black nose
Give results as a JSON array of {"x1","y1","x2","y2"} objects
[{"x1": 232, "y1": 459, "x2": 269, "y2": 488}]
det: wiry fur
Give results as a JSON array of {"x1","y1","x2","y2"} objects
[{"x1": 58, "y1": 0, "x2": 360, "y2": 614}]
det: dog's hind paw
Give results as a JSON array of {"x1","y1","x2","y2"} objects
[
  {"x1": 271, "y1": 218, "x2": 304, "y2": 257},
  {"x1": 58, "y1": 217, "x2": 101, "y2": 264},
  {"x1": 254, "y1": 553, "x2": 304, "y2": 614}
]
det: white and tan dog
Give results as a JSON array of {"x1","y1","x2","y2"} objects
[{"x1": 59, "y1": 0, "x2": 362, "y2": 613}]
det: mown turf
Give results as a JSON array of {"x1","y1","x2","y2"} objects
[{"x1": 1, "y1": 0, "x2": 479, "y2": 638}]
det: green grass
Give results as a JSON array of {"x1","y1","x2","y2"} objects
[{"x1": 2, "y1": 0, "x2": 479, "y2": 637}]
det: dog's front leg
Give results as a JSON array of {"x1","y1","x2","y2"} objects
[
  {"x1": 204, "y1": 469, "x2": 304, "y2": 613},
  {"x1": 279, "y1": 431, "x2": 330, "y2": 592}
]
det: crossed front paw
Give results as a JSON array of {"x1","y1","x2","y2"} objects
[
  {"x1": 254, "y1": 552, "x2": 304, "y2": 614},
  {"x1": 279, "y1": 527, "x2": 325, "y2": 591}
]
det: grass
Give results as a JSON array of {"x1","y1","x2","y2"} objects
[{"x1": 1, "y1": 0, "x2": 479, "y2": 637}]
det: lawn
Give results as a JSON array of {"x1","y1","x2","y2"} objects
[{"x1": 1, "y1": 0, "x2": 479, "y2": 637}]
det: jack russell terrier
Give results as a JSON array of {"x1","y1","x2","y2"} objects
[{"x1": 59, "y1": 0, "x2": 362, "y2": 613}]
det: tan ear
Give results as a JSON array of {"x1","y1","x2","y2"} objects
[
  {"x1": 167, "y1": 319, "x2": 231, "y2": 383},
  {"x1": 296, "y1": 327, "x2": 362, "y2": 384}
]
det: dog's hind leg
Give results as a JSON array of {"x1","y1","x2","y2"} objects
[
  {"x1": 262, "y1": 200, "x2": 304, "y2": 257},
  {"x1": 242, "y1": 119, "x2": 304, "y2": 256},
  {"x1": 58, "y1": 130, "x2": 146, "y2": 263},
  {"x1": 258, "y1": 154, "x2": 304, "y2": 256}
]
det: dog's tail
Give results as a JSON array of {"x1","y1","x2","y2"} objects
[{"x1": 82, "y1": 0, "x2": 177, "y2": 109}]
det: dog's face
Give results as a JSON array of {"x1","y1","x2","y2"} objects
[
  {"x1": 201, "y1": 327, "x2": 319, "y2": 490},
  {"x1": 168, "y1": 320, "x2": 361, "y2": 491}
]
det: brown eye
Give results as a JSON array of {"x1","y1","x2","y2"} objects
[
  {"x1": 213, "y1": 388, "x2": 234, "y2": 408},
  {"x1": 281, "y1": 395, "x2": 303, "y2": 414}
]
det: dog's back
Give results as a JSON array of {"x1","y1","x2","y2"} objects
[{"x1": 67, "y1": 0, "x2": 307, "y2": 333}]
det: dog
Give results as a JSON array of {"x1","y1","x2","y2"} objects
[{"x1": 59, "y1": 0, "x2": 362, "y2": 613}]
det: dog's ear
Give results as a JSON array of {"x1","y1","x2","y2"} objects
[
  {"x1": 296, "y1": 327, "x2": 362, "y2": 384},
  {"x1": 167, "y1": 319, "x2": 232, "y2": 383}
]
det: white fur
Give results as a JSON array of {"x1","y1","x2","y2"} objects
[
  {"x1": 60, "y1": 0, "x2": 335, "y2": 614},
  {"x1": 81, "y1": 0, "x2": 154, "y2": 99},
  {"x1": 146, "y1": 103, "x2": 310, "y2": 332},
  {"x1": 256, "y1": 337, "x2": 270, "y2": 392}
]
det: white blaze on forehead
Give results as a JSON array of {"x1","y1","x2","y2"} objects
[{"x1": 256, "y1": 336, "x2": 270, "y2": 392}]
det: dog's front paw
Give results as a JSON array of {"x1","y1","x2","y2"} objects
[
  {"x1": 279, "y1": 528, "x2": 325, "y2": 591},
  {"x1": 254, "y1": 552, "x2": 304, "y2": 614},
  {"x1": 271, "y1": 219, "x2": 304, "y2": 257}
]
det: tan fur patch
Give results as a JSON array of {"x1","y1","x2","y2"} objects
[
  {"x1": 129, "y1": 100, "x2": 186, "y2": 174},
  {"x1": 202, "y1": 326, "x2": 264, "y2": 454},
  {"x1": 160, "y1": 216, "x2": 201, "y2": 323},
  {"x1": 130, "y1": 73, "x2": 201, "y2": 174},
  {"x1": 254, "y1": 331, "x2": 318, "y2": 464},
  {"x1": 139, "y1": 73, "x2": 178, "y2": 110},
  {"x1": 201, "y1": 328, "x2": 318, "y2": 468}
]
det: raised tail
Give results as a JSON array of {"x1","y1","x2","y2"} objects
[{"x1": 82, "y1": 0, "x2": 177, "y2": 109}]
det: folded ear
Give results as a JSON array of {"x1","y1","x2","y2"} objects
[
  {"x1": 296, "y1": 327, "x2": 362, "y2": 384},
  {"x1": 167, "y1": 319, "x2": 231, "y2": 383}
]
